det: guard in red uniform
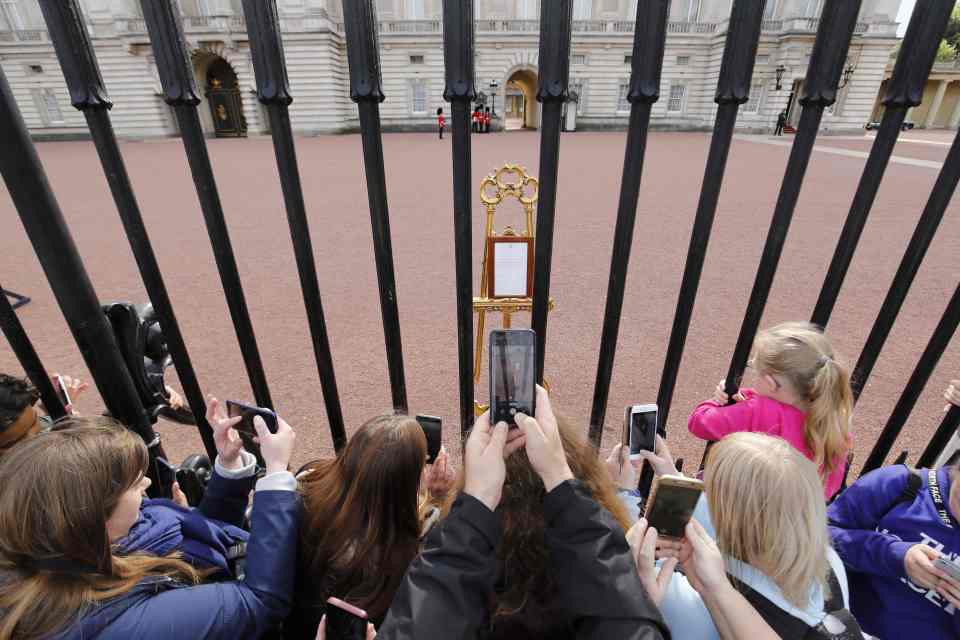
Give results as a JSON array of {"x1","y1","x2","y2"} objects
[
  {"x1": 437, "y1": 107, "x2": 445, "y2": 140},
  {"x1": 472, "y1": 107, "x2": 480, "y2": 133},
  {"x1": 483, "y1": 107, "x2": 491, "y2": 133}
]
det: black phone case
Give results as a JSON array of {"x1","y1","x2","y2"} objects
[{"x1": 489, "y1": 330, "x2": 536, "y2": 426}]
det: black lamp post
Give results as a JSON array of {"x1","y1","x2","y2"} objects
[
  {"x1": 839, "y1": 63, "x2": 855, "y2": 88},
  {"x1": 489, "y1": 79, "x2": 499, "y2": 116},
  {"x1": 775, "y1": 64, "x2": 786, "y2": 90}
]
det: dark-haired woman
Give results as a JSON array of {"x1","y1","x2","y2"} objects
[
  {"x1": 0, "y1": 407, "x2": 298, "y2": 639},
  {"x1": 286, "y1": 415, "x2": 452, "y2": 637}
]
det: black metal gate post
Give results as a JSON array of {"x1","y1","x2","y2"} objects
[
  {"x1": 920, "y1": 405, "x2": 960, "y2": 468},
  {"x1": 851, "y1": 126, "x2": 960, "y2": 401},
  {"x1": 442, "y1": 0, "x2": 476, "y2": 436},
  {"x1": 342, "y1": 0, "x2": 408, "y2": 414},
  {"x1": 0, "y1": 280, "x2": 68, "y2": 421},
  {"x1": 530, "y1": 0, "x2": 573, "y2": 383},
  {"x1": 862, "y1": 283, "x2": 960, "y2": 473},
  {"x1": 142, "y1": 0, "x2": 274, "y2": 410},
  {"x1": 243, "y1": 0, "x2": 347, "y2": 450},
  {"x1": 40, "y1": 0, "x2": 217, "y2": 460},
  {"x1": 722, "y1": 0, "x2": 863, "y2": 400},
  {"x1": 654, "y1": 0, "x2": 765, "y2": 430},
  {"x1": 811, "y1": 0, "x2": 955, "y2": 327},
  {"x1": 587, "y1": 0, "x2": 669, "y2": 446},
  {"x1": 0, "y1": 66, "x2": 172, "y2": 494}
]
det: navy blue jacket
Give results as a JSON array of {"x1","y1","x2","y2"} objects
[
  {"x1": 55, "y1": 484, "x2": 300, "y2": 639},
  {"x1": 828, "y1": 465, "x2": 960, "y2": 639}
]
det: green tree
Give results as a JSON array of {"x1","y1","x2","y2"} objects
[
  {"x1": 937, "y1": 39, "x2": 958, "y2": 63},
  {"x1": 945, "y1": 5, "x2": 960, "y2": 49}
]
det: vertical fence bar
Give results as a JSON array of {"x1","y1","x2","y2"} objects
[
  {"x1": 587, "y1": 0, "x2": 669, "y2": 446},
  {"x1": 141, "y1": 0, "x2": 273, "y2": 410},
  {"x1": 0, "y1": 66, "x2": 172, "y2": 494},
  {"x1": 40, "y1": 0, "x2": 216, "y2": 460},
  {"x1": 722, "y1": 0, "x2": 862, "y2": 400},
  {"x1": 851, "y1": 127, "x2": 960, "y2": 401},
  {"x1": 861, "y1": 283, "x2": 960, "y2": 473},
  {"x1": 811, "y1": 0, "x2": 955, "y2": 327},
  {"x1": 242, "y1": 0, "x2": 347, "y2": 450},
  {"x1": 920, "y1": 406, "x2": 960, "y2": 468},
  {"x1": 530, "y1": 0, "x2": 573, "y2": 384},
  {"x1": 342, "y1": 0, "x2": 408, "y2": 413},
  {"x1": 442, "y1": 0, "x2": 476, "y2": 436},
  {"x1": 0, "y1": 281, "x2": 67, "y2": 421},
  {"x1": 654, "y1": 0, "x2": 765, "y2": 429}
]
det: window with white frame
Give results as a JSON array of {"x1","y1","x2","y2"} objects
[
  {"x1": 518, "y1": 0, "x2": 536, "y2": 20},
  {"x1": 570, "y1": 80, "x2": 586, "y2": 114},
  {"x1": 617, "y1": 82, "x2": 630, "y2": 112},
  {"x1": 675, "y1": 0, "x2": 700, "y2": 22},
  {"x1": 756, "y1": 54, "x2": 770, "y2": 65},
  {"x1": 411, "y1": 80, "x2": 427, "y2": 114},
  {"x1": 33, "y1": 87, "x2": 64, "y2": 124},
  {"x1": 744, "y1": 82, "x2": 764, "y2": 113},
  {"x1": 676, "y1": 55, "x2": 690, "y2": 66},
  {"x1": 803, "y1": 0, "x2": 824, "y2": 17},
  {"x1": 763, "y1": 0, "x2": 777, "y2": 19},
  {"x1": 571, "y1": 54, "x2": 587, "y2": 65},
  {"x1": 407, "y1": 0, "x2": 425, "y2": 20},
  {"x1": 624, "y1": 54, "x2": 632, "y2": 65},
  {"x1": 573, "y1": 0, "x2": 591, "y2": 20},
  {"x1": 0, "y1": 0, "x2": 25, "y2": 30},
  {"x1": 667, "y1": 84, "x2": 685, "y2": 112},
  {"x1": 409, "y1": 54, "x2": 425, "y2": 65}
]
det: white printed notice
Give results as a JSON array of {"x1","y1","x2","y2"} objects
[{"x1": 493, "y1": 241, "x2": 529, "y2": 297}]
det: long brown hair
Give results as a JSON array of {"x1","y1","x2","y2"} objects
[
  {"x1": 0, "y1": 418, "x2": 202, "y2": 640},
  {"x1": 752, "y1": 321, "x2": 853, "y2": 476},
  {"x1": 444, "y1": 414, "x2": 629, "y2": 627},
  {"x1": 298, "y1": 414, "x2": 427, "y2": 619}
]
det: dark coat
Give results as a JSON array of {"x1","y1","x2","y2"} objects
[
  {"x1": 378, "y1": 480, "x2": 671, "y2": 640},
  {"x1": 54, "y1": 487, "x2": 300, "y2": 639}
]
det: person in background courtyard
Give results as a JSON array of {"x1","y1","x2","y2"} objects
[
  {"x1": 436, "y1": 107, "x2": 445, "y2": 140},
  {"x1": 688, "y1": 321, "x2": 853, "y2": 500},
  {"x1": 775, "y1": 110, "x2": 787, "y2": 136},
  {"x1": 484, "y1": 107, "x2": 491, "y2": 133}
]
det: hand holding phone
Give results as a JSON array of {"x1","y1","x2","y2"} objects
[
  {"x1": 644, "y1": 475, "x2": 704, "y2": 539},
  {"x1": 489, "y1": 329, "x2": 536, "y2": 427},
  {"x1": 323, "y1": 598, "x2": 370, "y2": 640}
]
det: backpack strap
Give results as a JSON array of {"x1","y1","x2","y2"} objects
[
  {"x1": 727, "y1": 574, "x2": 812, "y2": 638},
  {"x1": 896, "y1": 466, "x2": 924, "y2": 507}
]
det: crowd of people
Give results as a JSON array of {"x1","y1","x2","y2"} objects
[{"x1": 0, "y1": 321, "x2": 957, "y2": 639}]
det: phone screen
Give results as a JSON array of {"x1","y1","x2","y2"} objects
[
  {"x1": 325, "y1": 598, "x2": 368, "y2": 640},
  {"x1": 489, "y1": 330, "x2": 536, "y2": 426},
  {"x1": 629, "y1": 407, "x2": 657, "y2": 459},
  {"x1": 645, "y1": 480, "x2": 703, "y2": 539},
  {"x1": 416, "y1": 415, "x2": 443, "y2": 464}
]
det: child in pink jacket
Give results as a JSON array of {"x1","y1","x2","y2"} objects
[{"x1": 689, "y1": 321, "x2": 853, "y2": 499}]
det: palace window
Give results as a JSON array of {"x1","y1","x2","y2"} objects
[
  {"x1": 744, "y1": 83, "x2": 764, "y2": 113},
  {"x1": 411, "y1": 80, "x2": 427, "y2": 114},
  {"x1": 617, "y1": 82, "x2": 630, "y2": 112},
  {"x1": 667, "y1": 84, "x2": 686, "y2": 112}
]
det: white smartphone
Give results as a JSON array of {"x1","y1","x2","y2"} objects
[
  {"x1": 626, "y1": 403, "x2": 658, "y2": 461},
  {"x1": 935, "y1": 556, "x2": 960, "y2": 583},
  {"x1": 54, "y1": 375, "x2": 71, "y2": 407}
]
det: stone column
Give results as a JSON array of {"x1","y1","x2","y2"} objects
[
  {"x1": 949, "y1": 87, "x2": 960, "y2": 129},
  {"x1": 924, "y1": 79, "x2": 949, "y2": 129}
]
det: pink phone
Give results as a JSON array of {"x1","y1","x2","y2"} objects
[{"x1": 325, "y1": 597, "x2": 368, "y2": 640}]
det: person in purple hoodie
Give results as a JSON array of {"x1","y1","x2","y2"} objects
[{"x1": 828, "y1": 448, "x2": 960, "y2": 636}]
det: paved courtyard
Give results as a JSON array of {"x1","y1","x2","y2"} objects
[{"x1": 1, "y1": 128, "x2": 957, "y2": 474}]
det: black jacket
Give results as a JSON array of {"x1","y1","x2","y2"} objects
[{"x1": 379, "y1": 480, "x2": 670, "y2": 640}]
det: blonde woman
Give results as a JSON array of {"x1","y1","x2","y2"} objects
[{"x1": 638, "y1": 433, "x2": 860, "y2": 639}]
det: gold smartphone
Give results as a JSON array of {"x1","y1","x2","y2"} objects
[{"x1": 643, "y1": 475, "x2": 704, "y2": 539}]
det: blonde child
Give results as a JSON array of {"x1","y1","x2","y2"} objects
[{"x1": 688, "y1": 321, "x2": 853, "y2": 499}]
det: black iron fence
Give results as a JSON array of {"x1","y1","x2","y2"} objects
[{"x1": 1, "y1": 0, "x2": 958, "y2": 497}]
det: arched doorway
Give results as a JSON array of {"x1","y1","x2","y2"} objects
[
  {"x1": 504, "y1": 68, "x2": 538, "y2": 130},
  {"x1": 191, "y1": 53, "x2": 246, "y2": 138}
]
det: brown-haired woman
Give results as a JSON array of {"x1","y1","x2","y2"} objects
[
  {"x1": 286, "y1": 414, "x2": 453, "y2": 637},
  {"x1": 0, "y1": 411, "x2": 298, "y2": 640},
  {"x1": 439, "y1": 390, "x2": 657, "y2": 639}
]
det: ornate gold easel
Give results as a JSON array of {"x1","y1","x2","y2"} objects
[{"x1": 473, "y1": 164, "x2": 555, "y2": 415}]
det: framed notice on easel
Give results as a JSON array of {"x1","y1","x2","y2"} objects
[{"x1": 487, "y1": 236, "x2": 533, "y2": 299}]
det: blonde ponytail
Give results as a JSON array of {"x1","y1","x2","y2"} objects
[{"x1": 752, "y1": 322, "x2": 853, "y2": 478}]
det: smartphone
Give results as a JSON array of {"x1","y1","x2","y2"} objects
[
  {"x1": 626, "y1": 404, "x2": 658, "y2": 461},
  {"x1": 935, "y1": 556, "x2": 960, "y2": 583},
  {"x1": 226, "y1": 400, "x2": 278, "y2": 438},
  {"x1": 644, "y1": 475, "x2": 704, "y2": 539},
  {"x1": 416, "y1": 414, "x2": 443, "y2": 464},
  {"x1": 54, "y1": 375, "x2": 70, "y2": 407},
  {"x1": 489, "y1": 329, "x2": 536, "y2": 426},
  {"x1": 325, "y1": 597, "x2": 368, "y2": 640}
]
